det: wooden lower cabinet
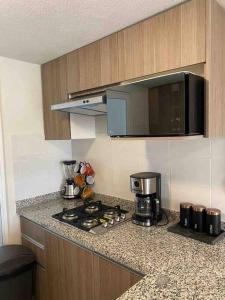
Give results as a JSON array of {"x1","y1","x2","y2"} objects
[
  {"x1": 35, "y1": 265, "x2": 48, "y2": 300},
  {"x1": 93, "y1": 255, "x2": 142, "y2": 300},
  {"x1": 21, "y1": 218, "x2": 142, "y2": 300},
  {"x1": 45, "y1": 231, "x2": 142, "y2": 300},
  {"x1": 45, "y1": 231, "x2": 94, "y2": 300},
  {"x1": 20, "y1": 217, "x2": 48, "y2": 300}
]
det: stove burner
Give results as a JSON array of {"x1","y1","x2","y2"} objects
[
  {"x1": 52, "y1": 201, "x2": 130, "y2": 234},
  {"x1": 62, "y1": 211, "x2": 78, "y2": 221},
  {"x1": 103, "y1": 209, "x2": 116, "y2": 219},
  {"x1": 85, "y1": 204, "x2": 99, "y2": 214},
  {"x1": 82, "y1": 218, "x2": 98, "y2": 228}
]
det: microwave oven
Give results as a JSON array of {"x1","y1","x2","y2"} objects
[{"x1": 106, "y1": 72, "x2": 204, "y2": 137}]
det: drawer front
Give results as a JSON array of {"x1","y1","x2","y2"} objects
[
  {"x1": 20, "y1": 217, "x2": 46, "y2": 267},
  {"x1": 20, "y1": 217, "x2": 45, "y2": 246},
  {"x1": 22, "y1": 234, "x2": 46, "y2": 268}
]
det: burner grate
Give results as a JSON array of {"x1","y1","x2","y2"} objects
[{"x1": 52, "y1": 201, "x2": 131, "y2": 234}]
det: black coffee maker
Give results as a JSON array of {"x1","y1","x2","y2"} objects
[{"x1": 130, "y1": 172, "x2": 162, "y2": 226}]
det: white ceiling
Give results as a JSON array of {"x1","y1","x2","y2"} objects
[
  {"x1": 0, "y1": 0, "x2": 186, "y2": 64},
  {"x1": 0, "y1": 0, "x2": 224, "y2": 65}
]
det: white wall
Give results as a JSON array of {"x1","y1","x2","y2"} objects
[
  {"x1": 72, "y1": 116, "x2": 225, "y2": 218},
  {"x1": 0, "y1": 56, "x2": 72, "y2": 243},
  {"x1": 0, "y1": 93, "x2": 6, "y2": 246}
]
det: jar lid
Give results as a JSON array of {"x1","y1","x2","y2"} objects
[
  {"x1": 180, "y1": 202, "x2": 193, "y2": 209},
  {"x1": 206, "y1": 208, "x2": 221, "y2": 216},
  {"x1": 192, "y1": 205, "x2": 206, "y2": 212}
]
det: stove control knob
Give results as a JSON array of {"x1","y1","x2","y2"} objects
[
  {"x1": 120, "y1": 213, "x2": 126, "y2": 220},
  {"x1": 109, "y1": 219, "x2": 114, "y2": 225},
  {"x1": 102, "y1": 222, "x2": 108, "y2": 228},
  {"x1": 115, "y1": 215, "x2": 120, "y2": 222}
]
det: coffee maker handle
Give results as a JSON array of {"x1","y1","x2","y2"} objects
[{"x1": 154, "y1": 198, "x2": 160, "y2": 216}]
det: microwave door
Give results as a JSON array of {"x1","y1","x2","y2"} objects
[{"x1": 148, "y1": 82, "x2": 185, "y2": 136}]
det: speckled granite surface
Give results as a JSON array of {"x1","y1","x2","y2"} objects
[
  {"x1": 16, "y1": 191, "x2": 61, "y2": 209},
  {"x1": 17, "y1": 193, "x2": 225, "y2": 300}
]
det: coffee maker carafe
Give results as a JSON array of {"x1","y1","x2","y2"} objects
[{"x1": 130, "y1": 172, "x2": 162, "y2": 226}]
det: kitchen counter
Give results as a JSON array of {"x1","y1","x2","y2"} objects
[{"x1": 17, "y1": 193, "x2": 225, "y2": 300}]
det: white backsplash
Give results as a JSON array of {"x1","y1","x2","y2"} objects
[
  {"x1": 72, "y1": 116, "x2": 225, "y2": 218},
  {"x1": 12, "y1": 134, "x2": 72, "y2": 200}
]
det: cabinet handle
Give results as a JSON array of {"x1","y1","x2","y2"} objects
[{"x1": 22, "y1": 233, "x2": 45, "y2": 250}]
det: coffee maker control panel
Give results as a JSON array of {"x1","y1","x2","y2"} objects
[
  {"x1": 134, "y1": 180, "x2": 140, "y2": 188},
  {"x1": 130, "y1": 177, "x2": 156, "y2": 195}
]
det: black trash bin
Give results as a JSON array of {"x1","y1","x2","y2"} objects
[{"x1": 0, "y1": 245, "x2": 35, "y2": 300}]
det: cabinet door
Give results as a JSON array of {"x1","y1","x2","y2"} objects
[
  {"x1": 67, "y1": 35, "x2": 119, "y2": 93},
  {"x1": 35, "y1": 265, "x2": 48, "y2": 300},
  {"x1": 67, "y1": 50, "x2": 80, "y2": 94},
  {"x1": 181, "y1": 0, "x2": 206, "y2": 66},
  {"x1": 118, "y1": 6, "x2": 181, "y2": 81},
  {"x1": 118, "y1": 23, "x2": 145, "y2": 81},
  {"x1": 100, "y1": 33, "x2": 119, "y2": 86},
  {"x1": 45, "y1": 231, "x2": 94, "y2": 300},
  {"x1": 78, "y1": 41, "x2": 101, "y2": 91},
  {"x1": 143, "y1": 4, "x2": 182, "y2": 75},
  {"x1": 93, "y1": 255, "x2": 142, "y2": 300},
  {"x1": 41, "y1": 56, "x2": 71, "y2": 140},
  {"x1": 118, "y1": 0, "x2": 206, "y2": 81}
]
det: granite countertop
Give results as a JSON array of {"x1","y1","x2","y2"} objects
[{"x1": 17, "y1": 193, "x2": 225, "y2": 300}]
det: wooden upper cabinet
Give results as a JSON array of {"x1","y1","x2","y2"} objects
[
  {"x1": 41, "y1": 56, "x2": 71, "y2": 140},
  {"x1": 67, "y1": 50, "x2": 80, "y2": 94},
  {"x1": 78, "y1": 41, "x2": 101, "y2": 91},
  {"x1": 67, "y1": 35, "x2": 119, "y2": 94},
  {"x1": 100, "y1": 33, "x2": 119, "y2": 86},
  {"x1": 143, "y1": 4, "x2": 182, "y2": 75},
  {"x1": 118, "y1": 23, "x2": 145, "y2": 81},
  {"x1": 118, "y1": 6, "x2": 181, "y2": 81},
  {"x1": 118, "y1": 0, "x2": 206, "y2": 81},
  {"x1": 66, "y1": 0, "x2": 205, "y2": 91},
  {"x1": 67, "y1": 41, "x2": 101, "y2": 93},
  {"x1": 181, "y1": 0, "x2": 206, "y2": 66}
]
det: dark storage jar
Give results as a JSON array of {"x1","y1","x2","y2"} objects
[
  {"x1": 206, "y1": 208, "x2": 221, "y2": 236},
  {"x1": 192, "y1": 205, "x2": 206, "y2": 232},
  {"x1": 180, "y1": 202, "x2": 193, "y2": 228}
]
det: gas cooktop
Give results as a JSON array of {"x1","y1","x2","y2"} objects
[{"x1": 52, "y1": 200, "x2": 132, "y2": 234}]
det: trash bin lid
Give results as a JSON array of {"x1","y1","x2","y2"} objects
[{"x1": 0, "y1": 245, "x2": 35, "y2": 279}]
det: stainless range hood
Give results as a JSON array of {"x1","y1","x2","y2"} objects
[{"x1": 51, "y1": 91, "x2": 107, "y2": 116}]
